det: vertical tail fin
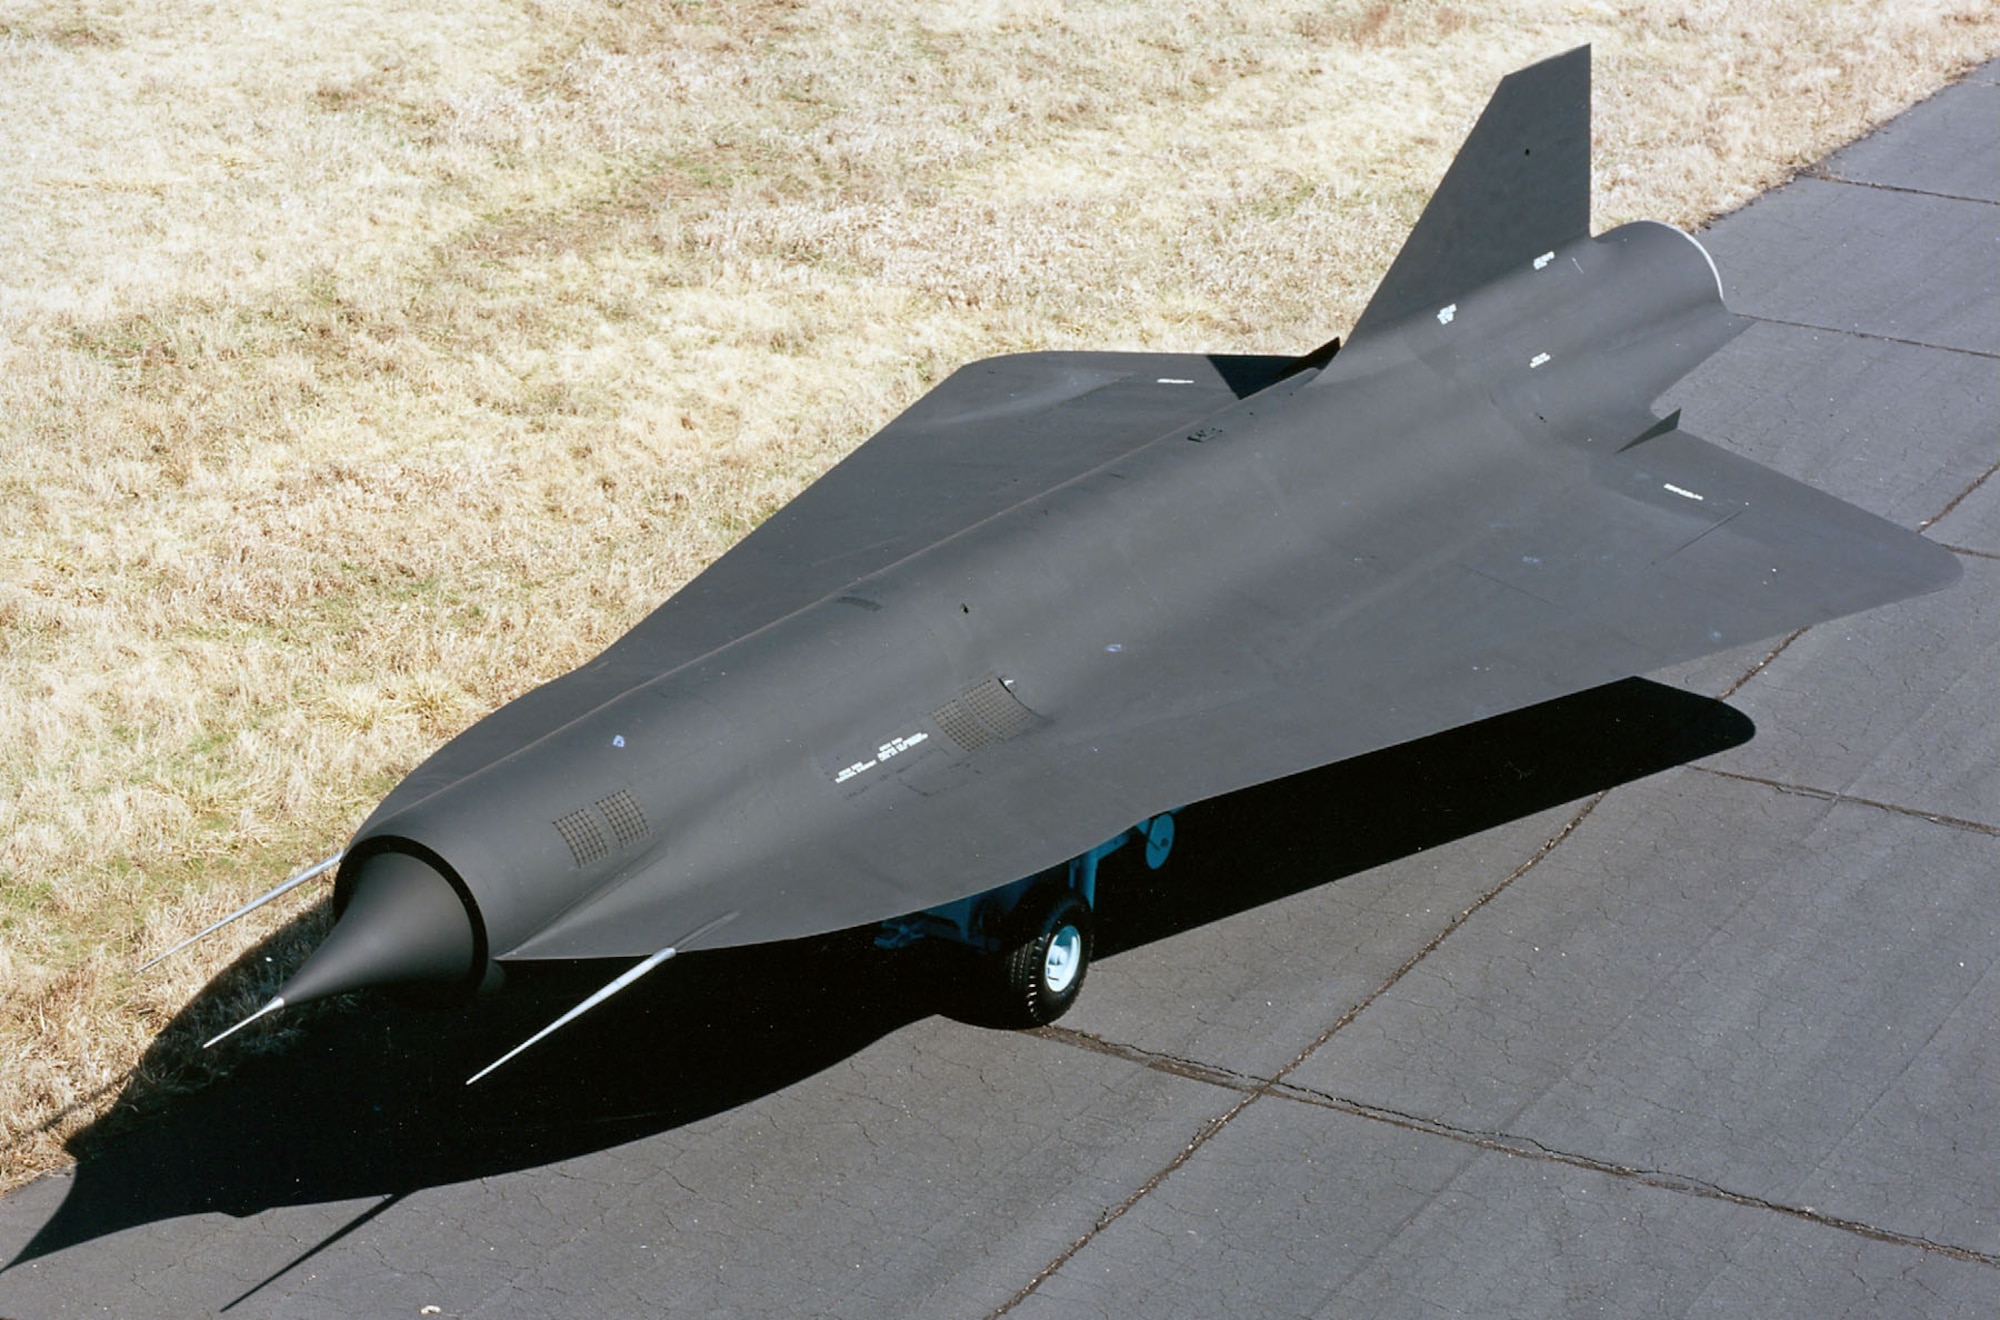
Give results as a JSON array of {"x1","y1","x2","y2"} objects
[{"x1": 1349, "y1": 46, "x2": 1591, "y2": 341}]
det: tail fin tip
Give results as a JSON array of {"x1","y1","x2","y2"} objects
[{"x1": 1350, "y1": 46, "x2": 1593, "y2": 341}]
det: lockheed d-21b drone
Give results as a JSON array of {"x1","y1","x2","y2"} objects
[{"x1": 160, "y1": 48, "x2": 1958, "y2": 1080}]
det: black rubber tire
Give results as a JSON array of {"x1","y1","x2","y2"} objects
[{"x1": 991, "y1": 891, "x2": 1093, "y2": 1028}]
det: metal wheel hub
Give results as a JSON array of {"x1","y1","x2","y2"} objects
[{"x1": 1043, "y1": 924, "x2": 1082, "y2": 994}]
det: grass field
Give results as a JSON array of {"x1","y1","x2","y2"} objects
[{"x1": 2, "y1": 0, "x2": 1994, "y2": 1192}]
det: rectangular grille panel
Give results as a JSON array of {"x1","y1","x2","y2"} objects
[
  {"x1": 554, "y1": 809, "x2": 609, "y2": 867},
  {"x1": 597, "y1": 790, "x2": 649, "y2": 847},
  {"x1": 931, "y1": 698, "x2": 994, "y2": 752},
  {"x1": 963, "y1": 677, "x2": 1039, "y2": 739},
  {"x1": 932, "y1": 677, "x2": 1040, "y2": 752}
]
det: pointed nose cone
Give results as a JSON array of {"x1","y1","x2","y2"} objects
[{"x1": 276, "y1": 851, "x2": 480, "y2": 1006}]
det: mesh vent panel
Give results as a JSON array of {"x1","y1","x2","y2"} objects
[
  {"x1": 931, "y1": 699, "x2": 994, "y2": 752},
  {"x1": 963, "y1": 678, "x2": 1038, "y2": 739},
  {"x1": 554, "y1": 809, "x2": 609, "y2": 867},
  {"x1": 597, "y1": 791, "x2": 649, "y2": 847},
  {"x1": 932, "y1": 677, "x2": 1040, "y2": 752}
]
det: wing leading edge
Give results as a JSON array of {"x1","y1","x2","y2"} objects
[{"x1": 366, "y1": 350, "x2": 1301, "y2": 824}]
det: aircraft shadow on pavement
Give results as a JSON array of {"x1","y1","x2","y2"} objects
[{"x1": 10, "y1": 676, "x2": 1748, "y2": 1269}]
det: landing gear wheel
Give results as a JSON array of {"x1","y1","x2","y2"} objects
[{"x1": 993, "y1": 891, "x2": 1094, "y2": 1028}]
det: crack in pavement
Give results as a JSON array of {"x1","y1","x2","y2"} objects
[
  {"x1": 1032, "y1": 1018, "x2": 2000, "y2": 1272},
  {"x1": 986, "y1": 794, "x2": 1611, "y2": 1316},
  {"x1": 1002, "y1": 734, "x2": 1996, "y2": 1304},
  {"x1": 1267, "y1": 1082, "x2": 2000, "y2": 1269},
  {"x1": 1691, "y1": 767, "x2": 1999, "y2": 836},
  {"x1": 1808, "y1": 167, "x2": 1999, "y2": 207},
  {"x1": 1720, "y1": 627, "x2": 1808, "y2": 700},
  {"x1": 1735, "y1": 312, "x2": 1998, "y2": 360},
  {"x1": 1035, "y1": 1029, "x2": 1260, "y2": 1096},
  {"x1": 983, "y1": 1089, "x2": 1260, "y2": 1318},
  {"x1": 1920, "y1": 456, "x2": 2000, "y2": 531}
]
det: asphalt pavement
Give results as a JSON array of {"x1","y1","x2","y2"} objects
[{"x1": 0, "y1": 59, "x2": 1992, "y2": 1320}]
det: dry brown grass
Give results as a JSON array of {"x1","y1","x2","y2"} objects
[{"x1": 2, "y1": 0, "x2": 1994, "y2": 1191}]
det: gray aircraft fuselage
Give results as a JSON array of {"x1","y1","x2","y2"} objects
[
  {"x1": 234, "y1": 48, "x2": 1957, "y2": 1038},
  {"x1": 331, "y1": 219, "x2": 1928, "y2": 972}
]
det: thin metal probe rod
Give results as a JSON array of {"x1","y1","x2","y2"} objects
[
  {"x1": 139, "y1": 851, "x2": 344, "y2": 972},
  {"x1": 203, "y1": 996, "x2": 287, "y2": 1049},
  {"x1": 466, "y1": 912, "x2": 737, "y2": 1086}
]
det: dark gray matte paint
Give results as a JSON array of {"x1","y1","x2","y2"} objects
[{"x1": 281, "y1": 47, "x2": 1959, "y2": 1007}]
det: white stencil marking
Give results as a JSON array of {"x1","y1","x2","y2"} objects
[
  {"x1": 833, "y1": 730, "x2": 930, "y2": 784},
  {"x1": 1664, "y1": 483, "x2": 1705, "y2": 501},
  {"x1": 1528, "y1": 352, "x2": 1551, "y2": 369}
]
